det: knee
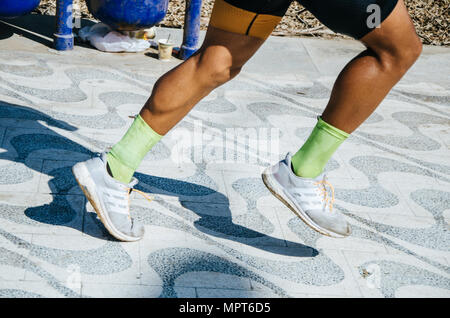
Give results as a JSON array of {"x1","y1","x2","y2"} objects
[
  {"x1": 193, "y1": 46, "x2": 242, "y2": 88},
  {"x1": 398, "y1": 36, "x2": 422, "y2": 69},
  {"x1": 377, "y1": 35, "x2": 422, "y2": 75}
]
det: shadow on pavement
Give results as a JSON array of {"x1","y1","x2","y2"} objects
[
  {"x1": 0, "y1": 14, "x2": 96, "y2": 48},
  {"x1": 0, "y1": 102, "x2": 318, "y2": 257}
]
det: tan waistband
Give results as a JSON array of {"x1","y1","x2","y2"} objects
[{"x1": 209, "y1": 0, "x2": 282, "y2": 40}]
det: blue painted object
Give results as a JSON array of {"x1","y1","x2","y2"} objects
[
  {"x1": 54, "y1": 0, "x2": 74, "y2": 50},
  {"x1": 0, "y1": 0, "x2": 41, "y2": 18},
  {"x1": 86, "y1": 0, "x2": 169, "y2": 31},
  {"x1": 180, "y1": 0, "x2": 202, "y2": 60}
]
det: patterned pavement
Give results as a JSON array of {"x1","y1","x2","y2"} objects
[{"x1": 0, "y1": 23, "x2": 449, "y2": 298}]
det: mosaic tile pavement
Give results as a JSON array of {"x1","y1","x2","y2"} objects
[{"x1": 0, "y1": 24, "x2": 449, "y2": 298}]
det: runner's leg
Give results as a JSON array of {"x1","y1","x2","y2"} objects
[
  {"x1": 107, "y1": 0, "x2": 288, "y2": 183},
  {"x1": 73, "y1": 0, "x2": 290, "y2": 241},
  {"x1": 139, "y1": 27, "x2": 265, "y2": 135},
  {"x1": 321, "y1": 0, "x2": 422, "y2": 132},
  {"x1": 291, "y1": 0, "x2": 422, "y2": 178},
  {"x1": 261, "y1": 0, "x2": 421, "y2": 238}
]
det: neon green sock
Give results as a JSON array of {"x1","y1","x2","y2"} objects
[
  {"x1": 107, "y1": 115, "x2": 162, "y2": 184},
  {"x1": 291, "y1": 116, "x2": 349, "y2": 178}
]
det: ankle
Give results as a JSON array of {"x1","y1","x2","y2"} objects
[
  {"x1": 106, "y1": 152, "x2": 134, "y2": 184},
  {"x1": 291, "y1": 162, "x2": 321, "y2": 179}
]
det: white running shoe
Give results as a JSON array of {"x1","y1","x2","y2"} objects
[
  {"x1": 72, "y1": 153, "x2": 150, "y2": 242},
  {"x1": 262, "y1": 153, "x2": 351, "y2": 238}
]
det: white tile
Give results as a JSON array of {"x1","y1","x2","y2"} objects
[
  {"x1": 395, "y1": 285, "x2": 450, "y2": 298},
  {"x1": 196, "y1": 287, "x2": 281, "y2": 298},
  {"x1": 0, "y1": 280, "x2": 75, "y2": 297},
  {"x1": 0, "y1": 233, "x2": 32, "y2": 282},
  {"x1": 26, "y1": 234, "x2": 144, "y2": 286},
  {"x1": 82, "y1": 283, "x2": 162, "y2": 298},
  {"x1": 0, "y1": 158, "x2": 42, "y2": 194},
  {"x1": 0, "y1": 193, "x2": 84, "y2": 236}
]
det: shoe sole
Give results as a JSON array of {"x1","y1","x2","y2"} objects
[
  {"x1": 262, "y1": 168, "x2": 348, "y2": 238},
  {"x1": 72, "y1": 162, "x2": 142, "y2": 242}
]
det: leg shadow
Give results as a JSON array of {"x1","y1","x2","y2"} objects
[
  {"x1": 1, "y1": 102, "x2": 318, "y2": 256},
  {"x1": 135, "y1": 173, "x2": 318, "y2": 257}
]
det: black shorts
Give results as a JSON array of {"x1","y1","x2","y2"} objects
[{"x1": 209, "y1": 0, "x2": 399, "y2": 39}]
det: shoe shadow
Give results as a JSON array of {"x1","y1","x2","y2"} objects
[
  {"x1": 0, "y1": 102, "x2": 105, "y2": 238},
  {"x1": 0, "y1": 102, "x2": 317, "y2": 256},
  {"x1": 134, "y1": 173, "x2": 318, "y2": 257}
]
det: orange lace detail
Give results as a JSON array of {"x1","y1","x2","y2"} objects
[
  {"x1": 131, "y1": 188, "x2": 154, "y2": 203},
  {"x1": 126, "y1": 188, "x2": 154, "y2": 219},
  {"x1": 314, "y1": 180, "x2": 335, "y2": 212}
]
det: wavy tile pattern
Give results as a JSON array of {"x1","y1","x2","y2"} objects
[{"x1": 0, "y1": 31, "x2": 449, "y2": 298}]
